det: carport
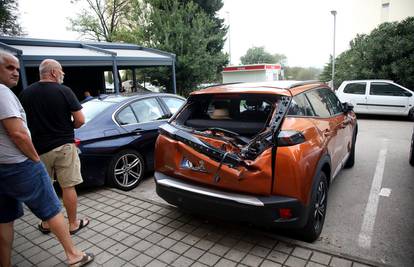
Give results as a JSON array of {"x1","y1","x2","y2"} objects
[{"x1": 0, "y1": 36, "x2": 176, "y2": 98}]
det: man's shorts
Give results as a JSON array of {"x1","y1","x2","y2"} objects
[
  {"x1": 0, "y1": 159, "x2": 62, "y2": 223},
  {"x1": 40, "y1": 143, "x2": 83, "y2": 188}
]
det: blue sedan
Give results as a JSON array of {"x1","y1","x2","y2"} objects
[{"x1": 75, "y1": 93, "x2": 185, "y2": 190}]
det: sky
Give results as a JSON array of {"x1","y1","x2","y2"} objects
[{"x1": 17, "y1": 0, "x2": 387, "y2": 69}]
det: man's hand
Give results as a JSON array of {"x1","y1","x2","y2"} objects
[{"x1": 1, "y1": 117, "x2": 40, "y2": 162}]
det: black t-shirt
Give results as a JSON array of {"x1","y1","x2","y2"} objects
[{"x1": 19, "y1": 82, "x2": 82, "y2": 155}]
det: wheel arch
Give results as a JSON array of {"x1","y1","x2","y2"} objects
[
  {"x1": 105, "y1": 147, "x2": 147, "y2": 189},
  {"x1": 316, "y1": 153, "x2": 332, "y2": 188}
]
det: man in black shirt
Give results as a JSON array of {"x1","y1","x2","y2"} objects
[{"x1": 20, "y1": 59, "x2": 90, "y2": 235}]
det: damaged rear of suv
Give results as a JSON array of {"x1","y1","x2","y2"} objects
[{"x1": 154, "y1": 81, "x2": 357, "y2": 242}]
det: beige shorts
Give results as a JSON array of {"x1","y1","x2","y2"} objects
[{"x1": 40, "y1": 143, "x2": 83, "y2": 188}]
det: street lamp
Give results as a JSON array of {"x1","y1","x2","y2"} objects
[
  {"x1": 331, "y1": 10, "x2": 337, "y2": 90},
  {"x1": 226, "y1": 11, "x2": 231, "y2": 66}
]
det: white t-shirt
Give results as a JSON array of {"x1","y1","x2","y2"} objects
[{"x1": 0, "y1": 84, "x2": 29, "y2": 164}]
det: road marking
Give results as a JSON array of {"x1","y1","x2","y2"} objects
[
  {"x1": 358, "y1": 140, "x2": 388, "y2": 249},
  {"x1": 379, "y1": 188, "x2": 391, "y2": 197}
]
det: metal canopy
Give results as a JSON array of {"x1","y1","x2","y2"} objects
[{"x1": 0, "y1": 36, "x2": 176, "y2": 94}]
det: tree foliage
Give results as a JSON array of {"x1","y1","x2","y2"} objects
[
  {"x1": 70, "y1": 0, "x2": 228, "y2": 95},
  {"x1": 285, "y1": 66, "x2": 321, "y2": 80},
  {"x1": 240, "y1": 46, "x2": 286, "y2": 65},
  {"x1": 69, "y1": 0, "x2": 131, "y2": 41},
  {"x1": 320, "y1": 17, "x2": 414, "y2": 89},
  {"x1": 136, "y1": 0, "x2": 227, "y2": 95},
  {"x1": 0, "y1": 0, "x2": 22, "y2": 36}
]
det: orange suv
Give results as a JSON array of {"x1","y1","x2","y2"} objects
[{"x1": 154, "y1": 81, "x2": 357, "y2": 241}]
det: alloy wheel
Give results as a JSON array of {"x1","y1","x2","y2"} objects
[
  {"x1": 113, "y1": 153, "x2": 143, "y2": 189},
  {"x1": 314, "y1": 180, "x2": 327, "y2": 232}
]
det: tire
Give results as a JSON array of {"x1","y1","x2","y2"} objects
[
  {"x1": 409, "y1": 135, "x2": 414, "y2": 166},
  {"x1": 300, "y1": 171, "x2": 328, "y2": 242},
  {"x1": 107, "y1": 149, "x2": 145, "y2": 191},
  {"x1": 408, "y1": 108, "x2": 414, "y2": 121},
  {"x1": 344, "y1": 128, "x2": 357, "y2": 168}
]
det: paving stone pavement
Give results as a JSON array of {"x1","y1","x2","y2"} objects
[{"x1": 11, "y1": 187, "x2": 380, "y2": 267}]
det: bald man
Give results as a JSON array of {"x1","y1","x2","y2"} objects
[
  {"x1": 19, "y1": 59, "x2": 89, "y2": 236},
  {"x1": 0, "y1": 53, "x2": 93, "y2": 267}
]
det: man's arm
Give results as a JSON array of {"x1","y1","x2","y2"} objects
[
  {"x1": 72, "y1": 110, "x2": 85, "y2": 129},
  {"x1": 1, "y1": 117, "x2": 40, "y2": 162}
]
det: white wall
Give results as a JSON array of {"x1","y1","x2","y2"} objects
[
  {"x1": 387, "y1": 0, "x2": 414, "y2": 22},
  {"x1": 222, "y1": 71, "x2": 267, "y2": 83}
]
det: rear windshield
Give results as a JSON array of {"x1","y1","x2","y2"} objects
[
  {"x1": 82, "y1": 100, "x2": 117, "y2": 123},
  {"x1": 174, "y1": 94, "x2": 282, "y2": 136}
]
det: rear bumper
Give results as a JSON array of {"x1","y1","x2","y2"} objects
[{"x1": 155, "y1": 172, "x2": 310, "y2": 228}]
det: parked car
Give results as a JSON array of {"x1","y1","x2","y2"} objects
[
  {"x1": 410, "y1": 126, "x2": 414, "y2": 166},
  {"x1": 75, "y1": 93, "x2": 185, "y2": 190},
  {"x1": 154, "y1": 81, "x2": 357, "y2": 242},
  {"x1": 336, "y1": 80, "x2": 414, "y2": 120}
]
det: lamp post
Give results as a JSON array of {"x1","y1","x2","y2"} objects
[
  {"x1": 226, "y1": 11, "x2": 231, "y2": 66},
  {"x1": 331, "y1": 10, "x2": 337, "y2": 90}
]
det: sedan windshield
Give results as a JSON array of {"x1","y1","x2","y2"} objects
[{"x1": 82, "y1": 100, "x2": 117, "y2": 123}]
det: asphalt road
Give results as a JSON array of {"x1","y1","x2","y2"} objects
[
  {"x1": 316, "y1": 116, "x2": 414, "y2": 266},
  {"x1": 135, "y1": 115, "x2": 414, "y2": 267}
]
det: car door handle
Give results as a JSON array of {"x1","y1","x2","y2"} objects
[{"x1": 132, "y1": 128, "x2": 144, "y2": 134}]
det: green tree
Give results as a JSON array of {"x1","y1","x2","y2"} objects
[
  {"x1": 320, "y1": 17, "x2": 414, "y2": 89},
  {"x1": 240, "y1": 46, "x2": 286, "y2": 65},
  {"x1": 131, "y1": 0, "x2": 227, "y2": 95},
  {"x1": 70, "y1": 0, "x2": 227, "y2": 95},
  {"x1": 285, "y1": 66, "x2": 321, "y2": 80},
  {"x1": 0, "y1": 0, "x2": 23, "y2": 36},
  {"x1": 69, "y1": 0, "x2": 131, "y2": 41}
]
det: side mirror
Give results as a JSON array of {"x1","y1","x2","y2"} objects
[{"x1": 342, "y1": 102, "x2": 354, "y2": 113}]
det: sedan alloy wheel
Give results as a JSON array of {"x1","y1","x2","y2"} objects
[{"x1": 108, "y1": 149, "x2": 145, "y2": 190}]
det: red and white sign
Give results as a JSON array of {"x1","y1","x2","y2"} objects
[
  {"x1": 223, "y1": 64, "x2": 282, "y2": 72},
  {"x1": 222, "y1": 64, "x2": 284, "y2": 83}
]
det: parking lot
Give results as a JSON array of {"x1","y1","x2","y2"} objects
[{"x1": 11, "y1": 117, "x2": 413, "y2": 267}]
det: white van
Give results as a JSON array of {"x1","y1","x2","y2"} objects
[{"x1": 336, "y1": 80, "x2": 414, "y2": 120}]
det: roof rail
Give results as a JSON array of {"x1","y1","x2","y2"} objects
[
  {"x1": 287, "y1": 80, "x2": 323, "y2": 89},
  {"x1": 200, "y1": 82, "x2": 242, "y2": 89}
]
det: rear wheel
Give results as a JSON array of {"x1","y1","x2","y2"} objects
[
  {"x1": 300, "y1": 171, "x2": 328, "y2": 242},
  {"x1": 107, "y1": 149, "x2": 145, "y2": 191},
  {"x1": 408, "y1": 108, "x2": 414, "y2": 121},
  {"x1": 344, "y1": 128, "x2": 357, "y2": 168}
]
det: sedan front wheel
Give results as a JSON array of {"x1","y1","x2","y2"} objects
[{"x1": 107, "y1": 149, "x2": 145, "y2": 191}]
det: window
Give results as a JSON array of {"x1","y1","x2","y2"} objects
[
  {"x1": 117, "y1": 106, "x2": 138, "y2": 125},
  {"x1": 343, "y1": 83, "x2": 366, "y2": 95},
  {"x1": 321, "y1": 89, "x2": 343, "y2": 115},
  {"x1": 240, "y1": 99, "x2": 271, "y2": 113},
  {"x1": 162, "y1": 97, "x2": 185, "y2": 114},
  {"x1": 370, "y1": 82, "x2": 412, "y2": 97},
  {"x1": 82, "y1": 100, "x2": 116, "y2": 123},
  {"x1": 130, "y1": 98, "x2": 164, "y2": 123},
  {"x1": 288, "y1": 94, "x2": 315, "y2": 116},
  {"x1": 381, "y1": 2, "x2": 390, "y2": 22},
  {"x1": 103, "y1": 71, "x2": 115, "y2": 94},
  {"x1": 305, "y1": 89, "x2": 331, "y2": 117}
]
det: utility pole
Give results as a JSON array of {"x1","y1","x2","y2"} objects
[
  {"x1": 331, "y1": 10, "x2": 337, "y2": 90},
  {"x1": 226, "y1": 11, "x2": 231, "y2": 66}
]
